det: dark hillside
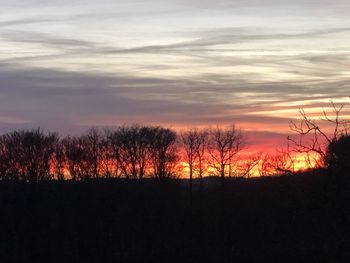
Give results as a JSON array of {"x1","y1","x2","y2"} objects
[{"x1": 0, "y1": 174, "x2": 349, "y2": 262}]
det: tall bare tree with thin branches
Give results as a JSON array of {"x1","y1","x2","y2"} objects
[
  {"x1": 181, "y1": 128, "x2": 208, "y2": 189},
  {"x1": 207, "y1": 125, "x2": 245, "y2": 181},
  {"x1": 289, "y1": 101, "x2": 350, "y2": 174}
]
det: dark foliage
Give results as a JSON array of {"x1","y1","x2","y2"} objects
[
  {"x1": 325, "y1": 135, "x2": 350, "y2": 175},
  {"x1": 0, "y1": 174, "x2": 349, "y2": 262}
]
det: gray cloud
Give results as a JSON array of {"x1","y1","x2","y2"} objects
[
  {"x1": 2, "y1": 25, "x2": 349, "y2": 91},
  {"x1": 0, "y1": 63, "x2": 348, "y2": 137},
  {"x1": 0, "y1": 0, "x2": 349, "y2": 148},
  {"x1": 102, "y1": 28, "x2": 350, "y2": 55},
  {"x1": 0, "y1": 17, "x2": 58, "y2": 28},
  {"x1": 0, "y1": 30, "x2": 94, "y2": 49},
  {"x1": 3, "y1": 26, "x2": 350, "y2": 57}
]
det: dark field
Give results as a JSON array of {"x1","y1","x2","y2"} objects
[{"x1": 1, "y1": 173, "x2": 350, "y2": 262}]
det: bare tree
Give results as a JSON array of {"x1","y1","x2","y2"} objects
[
  {"x1": 107, "y1": 129, "x2": 122, "y2": 178},
  {"x1": 0, "y1": 135, "x2": 15, "y2": 180},
  {"x1": 108, "y1": 125, "x2": 154, "y2": 179},
  {"x1": 52, "y1": 138, "x2": 65, "y2": 180},
  {"x1": 258, "y1": 154, "x2": 273, "y2": 177},
  {"x1": 194, "y1": 129, "x2": 208, "y2": 184},
  {"x1": 0, "y1": 128, "x2": 58, "y2": 181},
  {"x1": 149, "y1": 127, "x2": 178, "y2": 180},
  {"x1": 181, "y1": 129, "x2": 197, "y2": 185},
  {"x1": 63, "y1": 136, "x2": 84, "y2": 180},
  {"x1": 82, "y1": 129, "x2": 103, "y2": 179},
  {"x1": 272, "y1": 143, "x2": 296, "y2": 175},
  {"x1": 207, "y1": 125, "x2": 245, "y2": 180},
  {"x1": 136, "y1": 126, "x2": 155, "y2": 179},
  {"x1": 238, "y1": 152, "x2": 262, "y2": 178},
  {"x1": 270, "y1": 154, "x2": 294, "y2": 176},
  {"x1": 289, "y1": 101, "x2": 349, "y2": 174},
  {"x1": 99, "y1": 130, "x2": 117, "y2": 178},
  {"x1": 180, "y1": 128, "x2": 208, "y2": 190},
  {"x1": 114, "y1": 126, "x2": 138, "y2": 179}
]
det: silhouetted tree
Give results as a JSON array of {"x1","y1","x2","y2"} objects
[
  {"x1": 207, "y1": 125, "x2": 245, "y2": 180},
  {"x1": 136, "y1": 126, "x2": 157, "y2": 179},
  {"x1": 258, "y1": 154, "x2": 272, "y2": 177},
  {"x1": 149, "y1": 127, "x2": 178, "y2": 180},
  {"x1": 270, "y1": 154, "x2": 294, "y2": 176},
  {"x1": 81, "y1": 129, "x2": 103, "y2": 179},
  {"x1": 0, "y1": 128, "x2": 57, "y2": 181},
  {"x1": 238, "y1": 152, "x2": 262, "y2": 178},
  {"x1": 99, "y1": 130, "x2": 116, "y2": 178},
  {"x1": 0, "y1": 136, "x2": 14, "y2": 180},
  {"x1": 63, "y1": 129, "x2": 106, "y2": 180},
  {"x1": 257, "y1": 148, "x2": 296, "y2": 177},
  {"x1": 52, "y1": 137, "x2": 65, "y2": 180},
  {"x1": 108, "y1": 125, "x2": 154, "y2": 179},
  {"x1": 194, "y1": 129, "x2": 208, "y2": 185},
  {"x1": 181, "y1": 128, "x2": 208, "y2": 189},
  {"x1": 107, "y1": 129, "x2": 122, "y2": 178},
  {"x1": 272, "y1": 144, "x2": 296, "y2": 175},
  {"x1": 289, "y1": 101, "x2": 349, "y2": 174},
  {"x1": 181, "y1": 129, "x2": 197, "y2": 187},
  {"x1": 63, "y1": 136, "x2": 80, "y2": 180}
]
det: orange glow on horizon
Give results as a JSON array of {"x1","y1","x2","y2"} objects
[
  {"x1": 175, "y1": 150, "x2": 321, "y2": 179},
  {"x1": 54, "y1": 146, "x2": 322, "y2": 180}
]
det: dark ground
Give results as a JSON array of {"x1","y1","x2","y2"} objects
[{"x1": 1, "y1": 172, "x2": 350, "y2": 262}]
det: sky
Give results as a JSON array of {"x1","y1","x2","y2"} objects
[{"x1": 0, "y1": 0, "x2": 350, "y2": 150}]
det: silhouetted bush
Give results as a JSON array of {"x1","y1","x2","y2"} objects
[{"x1": 325, "y1": 135, "x2": 350, "y2": 175}]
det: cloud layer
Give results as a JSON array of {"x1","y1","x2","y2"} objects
[{"x1": 0, "y1": 0, "x2": 349, "y2": 149}]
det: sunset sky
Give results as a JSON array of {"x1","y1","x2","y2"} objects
[{"x1": 1, "y1": 0, "x2": 350, "y2": 151}]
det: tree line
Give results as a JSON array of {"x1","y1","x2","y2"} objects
[
  {"x1": 0, "y1": 124, "x2": 254, "y2": 182},
  {"x1": 0, "y1": 101, "x2": 349, "y2": 182}
]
